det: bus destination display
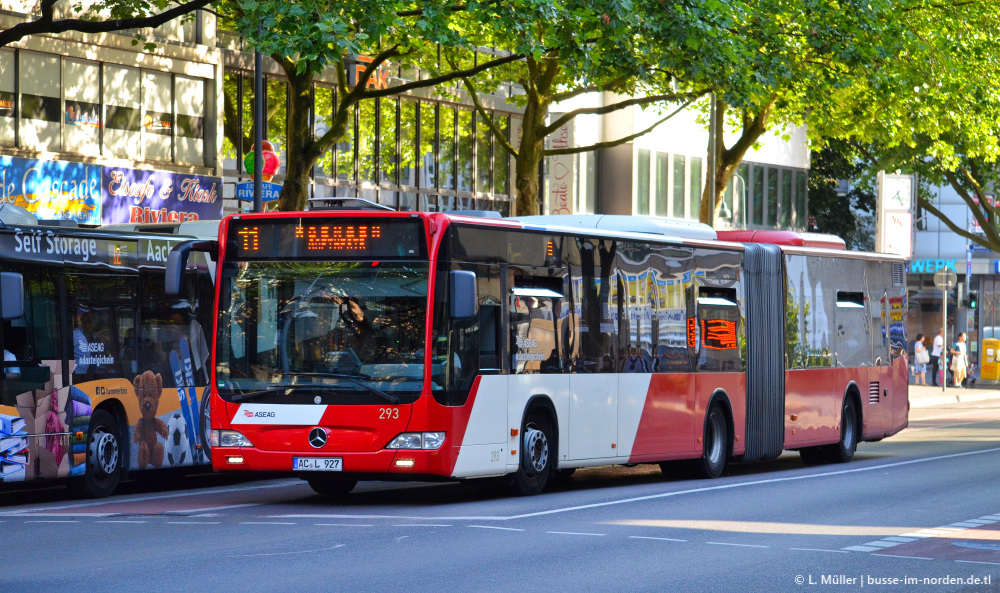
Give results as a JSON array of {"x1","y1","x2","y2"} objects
[{"x1": 230, "y1": 218, "x2": 425, "y2": 259}]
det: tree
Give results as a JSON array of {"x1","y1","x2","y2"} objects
[
  {"x1": 812, "y1": 1, "x2": 1000, "y2": 251},
  {"x1": 0, "y1": 0, "x2": 212, "y2": 48},
  {"x1": 454, "y1": 0, "x2": 751, "y2": 215},
  {"x1": 220, "y1": 0, "x2": 527, "y2": 212},
  {"x1": 697, "y1": 0, "x2": 908, "y2": 225},
  {"x1": 807, "y1": 140, "x2": 876, "y2": 251}
]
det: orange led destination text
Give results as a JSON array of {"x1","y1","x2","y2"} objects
[{"x1": 294, "y1": 224, "x2": 382, "y2": 250}]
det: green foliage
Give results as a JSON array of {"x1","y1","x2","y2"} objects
[{"x1": 807, "y1": 140, "x2": 876, "y2": 251}]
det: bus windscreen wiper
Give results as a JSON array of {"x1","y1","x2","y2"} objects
[
  {"x1": 274, "y1": 372, "x2": 400, "y2": 404},
  {"x1": 228, "y1": 386, "x2": 299, "y2": 403}
]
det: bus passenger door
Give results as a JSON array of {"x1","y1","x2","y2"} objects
[{"x1": 508, "y1": 281, "x2": 571, "y2": 467}]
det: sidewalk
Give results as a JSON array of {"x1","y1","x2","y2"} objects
[{"x1": 908, "y1": 382, "x2": 1000, "y2": 408}]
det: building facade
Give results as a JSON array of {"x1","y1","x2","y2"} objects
[{"x1": 0, "y1": 7, "x2": 810, "y2": 228}]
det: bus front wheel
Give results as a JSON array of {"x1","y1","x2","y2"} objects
[{"x1": 511, "y1": 409, "x2": 553, "y2": 496}]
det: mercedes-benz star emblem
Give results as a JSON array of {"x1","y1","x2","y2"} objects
[{"x1": 308, "y1": 427, "x2": 328, "y2": 449}]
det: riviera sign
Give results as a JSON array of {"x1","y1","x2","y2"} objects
[{"x1": 236, "y1": 181, "x2": 281, "y2": 203}]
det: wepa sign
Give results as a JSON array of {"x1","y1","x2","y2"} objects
[{"x1": 908, "y1": 259, "x2": 957, "y2": 274}]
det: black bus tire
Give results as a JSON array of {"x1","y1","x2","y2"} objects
[
  {"x1": 696, "y1": 404, "x2": 728, "y2": 479},
  {"x1": 827, "y1": 397, "x2": 858, "y2": 463},
  {"x1": 74, "y1": 409, "x2": 123, "y2": 498},
  {"x1": 511, "y1": 408, "x2": 554, "y2": 496}
]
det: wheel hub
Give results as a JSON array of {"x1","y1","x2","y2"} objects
[
  {"x1": 522, "y1": 427, "x2": 548, "y2": 474},
  {"x1": 89, "y1": 430, "x2": 119, "y2": 477}
]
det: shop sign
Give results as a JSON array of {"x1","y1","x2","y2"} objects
[
  {"x1": 236, "y1": 181, "x2": 282, "y2": 202},
  {"x1": 908, "y1": 258, "x2": 956, "y2": 274},
  {"x1": 102, "y1": 167, "x2": 222, "y2": 224},
  {"x1": 0, "y1": 156, "x2": 102, "y2": 225}
]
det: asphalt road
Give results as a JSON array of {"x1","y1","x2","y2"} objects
[{"x1": 2, "y1": 401, "x2": 1000, "y2": 593}]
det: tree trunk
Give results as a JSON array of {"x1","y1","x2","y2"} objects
[
  {"x1": 277, "y1": 69, "x2": 316, "y2": 212},
  {"x1": 512, "y1": 59, "x2": 557, "y2": 217},
  {"x1": 699, "y1": 100, "x2": 773, "y2": 226}
]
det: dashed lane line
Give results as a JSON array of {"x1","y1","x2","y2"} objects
[
  {"x1": 629, "y1": 536, "x2": 686, "y2": 542},
  {"x1": 789, "y1": 548, "x2": 849, "y2": 554},
  {"x1": 468, "y1": 525, "x2": 524, "y2": 531},
  {"x1": 707, "y1": 542, "x2": 769, "y2": 548},
  {"x1": 842, "y1": 513, "x2": 1000, "y2": 553},
  {"x1": 546, "y1": 531, "x2": 605, "y2": 537}
]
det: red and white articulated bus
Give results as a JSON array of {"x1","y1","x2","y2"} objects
[{"x1": 167, "y1": 206, "x2": 909, "y2": 496}]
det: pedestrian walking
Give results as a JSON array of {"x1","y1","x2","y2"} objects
[{"x1": 931, "y1": 329, "x2": 944, "y2": 387}]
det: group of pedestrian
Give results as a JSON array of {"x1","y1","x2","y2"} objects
[{"x1": 911, "y1": 329, "x2": 970, "y2": 388}]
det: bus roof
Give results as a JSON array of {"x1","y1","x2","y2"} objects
[
  {"x1": 511, "y1": 215, "x2": 718, "y2": 241},
  {"x1": 716, "y1": 229, "x2": 847, "y2": 250}
]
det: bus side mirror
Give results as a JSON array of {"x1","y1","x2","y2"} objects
[
  {"x1": 0, "y1": 272, "x2": 24, "y2": 320},
  {"x1": 449, "y1": 270, "x2": 478, "y2": 319},
  {"x1": 166, "y1": 240, "x2": 217, "y2": 296}
]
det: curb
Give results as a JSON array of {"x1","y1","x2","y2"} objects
[{"x1": 909, "y1": 390, "x2": 1000, "y2": 409}]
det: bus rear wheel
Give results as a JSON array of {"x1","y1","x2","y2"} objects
[
  {"x1": 695, "y1": 404, "x2": 728, "y2": 479},
  {"x1": 306, "y1": 475, "x2": 358, "y2": 497},
  {"x1": 511, "y1": 409, "x2": 554, "y2": 496},
  {"x1": 827, "y1": 397, "x2": 858, "y2": 463},
  {"x1": 74, "y1": 409, "x2": 123, "y2": 498}
]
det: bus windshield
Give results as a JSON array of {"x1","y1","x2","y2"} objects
[{"x1": 216, "y1": 261, "x2": 429, "y2": 402}]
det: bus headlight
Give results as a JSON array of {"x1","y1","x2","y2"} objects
[
  {"x1": 211, "y1": 429, "x2": 254, "y2": 448},
  {"x1": 386, "y1": 432, "x2": 446, "y2": 450}
]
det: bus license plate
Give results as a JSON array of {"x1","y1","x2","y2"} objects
[{"x1": 292, "y1": 457, "x2": 343, "y2": 471}]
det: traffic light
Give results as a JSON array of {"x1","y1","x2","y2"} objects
[{"x1": 968, "y1": 292, "x2": 979, "y2": 309}]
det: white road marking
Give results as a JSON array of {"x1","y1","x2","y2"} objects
[
  {"x1": 789, "y1": 548, "x2": 849, "y2": 554},
  {"x1": 228, "y1": 544, "x2": 345, "y2": 558},
  {"x1": 707, "y1": 542, "x2": 768, "y2": 548},
  {"x1": 26, "y1": 520, "x2": 77, "y2": 523},
  {"x1": 168, "y1": 521, "x2": 222, "y2": 525},
  {"x1": 871, "y1": 554, "x2": 933, "y2": 560},
  {"x1": 844, "y1": 546, "x2": 882, "y2": 552},
  {"x1": 314, "y1": 523, "x2": 373, "y2": 527},
  {"x1": 468, "y1": 525, "x2": 524, "y2": 531},
  {"x1": 0, "y1": 479, "x2": 303, "y2": 516},
  {"x1": 547, "y1": 531, "x2": 605, "y2": 537},
  {"x1": 393, "y1": 524, "x2": 452, "y2": 527},
  {"x1": 629, "y1": 536, "x2": 686, "y2": 542},
  {"x1": 97, "y1": 520, "x2": 148, "y2": 524},
  {"x1": 956, "y1": 560, "x2": 1000, "y2": 566},
  {"x1": 240, "y1": 521, "x2": 297, "y2": 525}
]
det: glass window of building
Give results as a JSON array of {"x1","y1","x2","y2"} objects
[
  {"x1": 672, "y1": 154, "x2": 686, "y2": 218},
  {"x1": 314, "y1": 85, "x2": 335, "y2": 178},
  {"x1": 654, "y1": 152, "x2": 668, "y2": 216},
  {"x1": 63, "y1": 59, "x2": 101, "y2": 156},
  {"x1": 496, "y1": 115, "x2": 510, "y2": 199},
  {"x1": 266, "y1": 78, "x2": 287, "y2": 175},
  {"x1": 175, "y1": 75, "x2": 205, "y2": 165},
  {"x1": 457, "y1": 108, "x2": 473, "y2": 192},
  {"x1": 767, "y1": 167, "x2": 779, "y2": 227},
  {"x1": 358, "y1": 99, "x2": 377, "y2": 184},
  {"x1": 733, "y1": 163, "x2": 749, "y2": 226},
  {"x1": 476, "y1": 112, "x2": 492, "y2": 194},
  {"x1": 576, "y1": 149, "x2": 596, "y2": 214},
  {"x1": 689, "y1": 156, "x2": 703, "y2": 221},
  {"x1": 752, "y1": 165, "x2": 765, "y2": 226},
  {"x1": 637, "y1": 149, "x2": 650, "y2": 215},
  {"x1": 419, "y1": 102, "x2": 437, "y2": 190},
  {"x1": 337, "y1": 102, "x2": 356, "y2": 186},
  {"x1": 439, "y1": 106, "x2": 456, "y2": 190},
  {"x1": 20, "y1": 51, "x2": 61, "y2": 152},
  {"x1": 143, "y1": 71, "x2": 173, "y2": 161},
  {"x1": 1, "y1": 51, "x2": 17, "y2": 147},
  {"x1": 781, "y1": 168, "x2": 793, "y2": 227},
  {"x1": 104, "y1": 65, "x2": 142, "y2": 160},
  {"x1": 400, "y1": 100, "x2": 417, "y2": 188},
  {"x1": 795, "y1": 170, "x2": 807, "y2": 227},
  {"x1": 380, "y1": 97, "x2": 398, "y2": 185}
]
